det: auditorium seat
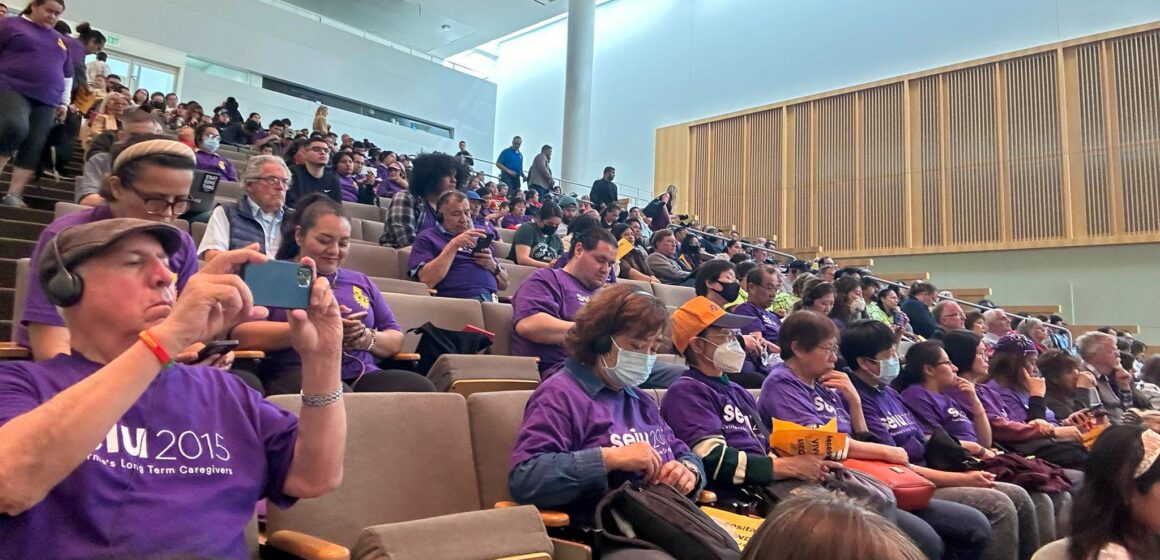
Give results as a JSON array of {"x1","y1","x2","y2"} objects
[
  {"x1": 383, "y1": 293, "x2": 486, "y2": 353},
  {"x1": 54, "y1": 201, "x2": 87, "y2": 218},
  {"x1": 651, "y1": 283, "x2": 696, "y2": 308},
  {"x1": 353, "y1": 506, "x2": 552, "y2": 560},
  {"x1": 344, "y1": 244, "x2": 399, "y2": 279},
  {"x1": 497, "y1": 264, "x2": 539, "y2": 301},
  {"x1": 190, "y1": 222, "x2": 206, "y2": 246},
  {"x1": 498, "y1": 229, "x2": 516, "y2": 244},
  {"x1": 426, "y1": 354, "x2": 540, "y2": 396},
  {"x1": 347, "y1": 218, "x2": 364, "y2": 240},
  {"x1": 619, "y1": 278, "x2": 654, "y2": 294},
  {"x1": 481, "y1": 301, "x2": 514, "y2": 356},
  {"x1": 492, "y1": 240, "x2": 512, "y2": 261},
  {"x1": 344, "y1": 202, "x2": 382, "y2": 222},
  {"x1": 216, "y1": 181, "x2": 244, "y2": 201},
  {"x1": 265, "y1": 393, "x2": 482, "y2": 552},
  {"x1": 359, "y1": 220, "x2": 384, "y2": 244},
  {"x1": 396, "y1": 246, "x2": 412, "y2": 279},
  {"x1": 467, "y1": 391, "x2": 534, "y2": 511},
  {"x1": 371, "y1": 277, "x2": 432, "y2": 297},
  {"x1": 1, "y1": 259, "x2": 31, "y2": 359}
]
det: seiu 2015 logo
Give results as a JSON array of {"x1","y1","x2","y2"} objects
[
  {"x1": 95, "y1": 424, "x2": 231, "y2": 462},
  {"x1": 813, "y1": 396, "x2": 836, "y2": 415},
  {"x1": 610, "y1": 427, "x2": 668, "y2": 449},
  {"x1": 880, "y1": 413, "x2": 914, "y2": 431}
]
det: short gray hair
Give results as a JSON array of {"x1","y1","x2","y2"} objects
[
  {"x1": 1075, "y1": 331, "x2": 1115, "y2": 359},
  {"x1": 982, "y1": 308, "x2": 1007, "y2": 326},
  {"x1": 1016, "y1": 317, "x2": 1043, "y2": 337},
  {"x1": 241, "y1": 155, "x2": 290, "y2": 186}
]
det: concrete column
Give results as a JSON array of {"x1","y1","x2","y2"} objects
[{"x1": 560, "y1": 0, "x2": 595, "y2": 184}]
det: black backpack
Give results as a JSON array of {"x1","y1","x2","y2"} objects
[
  {"x1": 407, "y1": 322, "x2": 492, "y2": 376},
  {"x1": 594, "y1": 482, "x2": 741, "y2": 560}
]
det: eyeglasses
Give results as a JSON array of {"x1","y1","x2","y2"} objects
[
  {"x1": 252, "y1": 176, "x2": 291, "y2": 188},
  {"x1": 307, "y1": 146, "x2": 332, "y2": 154},
  {"x1": 125, "y1": 184, "x2": 196, "y2": 216},
  {"x1": 817, "y1": 345, "x2": 839, "y2": 355}
]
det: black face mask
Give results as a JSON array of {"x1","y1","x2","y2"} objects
[
  {"x1": 541, "y1": 224, "x2": 558, "y2": 236},
  {"x1": 715, "y1": 281, "x2": 741, "y2": 302},
  {"x1": 684, "y1": 245, "x2": 701, "y2": 254}
]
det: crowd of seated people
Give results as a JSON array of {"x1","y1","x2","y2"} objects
[{"x1": 6, "y1": 7, "x2": 1160, "y2": 555}]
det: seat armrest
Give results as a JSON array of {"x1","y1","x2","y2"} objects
[
  {"x1": 0, "y1": 344, "x2": 30, "y2": 359},
  {"x1": 267, "y1": 530, "x2": 350, "y2": 560},
  {"x1": 234, "y1": 350, "x2": 265, "y2": 360},
  {"x1": 496, "y1": 501, "x2": 571, "y2": 528},
  {"x1": 697, "y1": 489, "x2": 718, "y2": 505},
  {"x1": 393, "y1": 352, "x2": 421, "y2": 361}
]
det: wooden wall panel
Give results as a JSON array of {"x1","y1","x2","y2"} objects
[
  {"x1": 655, "y1": 24, "x2": 1160, "y2": 258},
  {"x1": 1005, "y1": 52, "x2": 1064, "y2": 241},
  {"x1": 863, "y1": 83, "x2": 906, "y2": 250},
  {"x1": 1113, "y1": 32, "x2": 1160, "y2": 234},
  {"x1": 1075, "y1": 43, "x2": 1112, "y2": 237},
  {"x1": 653, "y1": 125, "x2": 691, "y2": 212},
  {"x1": 744, "y1": 109, "x2": 783, "y2": 241}
]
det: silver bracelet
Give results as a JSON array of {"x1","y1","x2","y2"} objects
[
  {"x1": 364, "y1": 327, "x2": 376, "y2": 352},
  {"x1": 301, "y1": 386, "x2": 343, "y2": 407}
]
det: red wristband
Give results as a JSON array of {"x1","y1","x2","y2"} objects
[{"x1": 138, "y1": 330, "x2": 175, "y2": 369}]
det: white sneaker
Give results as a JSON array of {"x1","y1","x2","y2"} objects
[{"x1": 1, "y1": 193, "x2": 28, "y2": 208}]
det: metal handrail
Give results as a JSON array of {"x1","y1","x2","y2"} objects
[
  {"x1": 672, "y1": 225, "x2": 798, "y2": 262},
  {"x1": 863, "y1": 275, "x2": 1070, "y2": 333},
  {"x1": 469, "y1": 156, "x2": 652, "y2": 206}
]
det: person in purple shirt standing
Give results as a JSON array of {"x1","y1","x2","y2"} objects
[
  {"x1": 409, "y1": 190, "x2": 508, "y2": 301},
  {"x1": 193, "y1": 123, "x2": 238, "y2": 181},
  {"x1": 234, "y1": 194, "x2": 434, "y2": 395},
  {"x1": 0, "y1": 0, "x2": 73, "y2": 208},
  {"x1": 0, "y1": 218, "x2": 346, "y2": 558},
  {"x1": 20, "y1": 137, "x2": 201, "y2": 361},
  {"x1": 508, "y1": 284, "x2": 704, "y2": 551},
  {"x1": 37, "y1": 20, "x2": 102, "y2": 182}
]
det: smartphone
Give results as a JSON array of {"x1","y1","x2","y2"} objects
[
  {"x1": 242, "y1": 261, "x2": 312, "y2": 309},
  {"x1": 1085, "y1": 403, "x2": 1108, "y2": 418},
  {"x1": 196, "y1": 340, "x2": 239, "y2": 362},
  {"x1": 472, "y1": 234, "x2": 494, "y2": 253}
]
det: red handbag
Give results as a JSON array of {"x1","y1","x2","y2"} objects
[{"x1": 842, "y1": 458, "x2": 935, "y2": 511}]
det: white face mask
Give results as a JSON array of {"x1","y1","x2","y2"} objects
[
  {"x1": 852, "y1": 297, "x2": 866, "y2": 313},
  {"x1": 602, "y1": 340, "x2": 657, "y2": 388},
  {"x1": 700, "y1": 337, "x2": 747, "y2": 373}
]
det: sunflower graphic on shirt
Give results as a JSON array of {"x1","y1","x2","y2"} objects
[{"x1": 352, "y1": 285, "x2": 370, "y2": 310}]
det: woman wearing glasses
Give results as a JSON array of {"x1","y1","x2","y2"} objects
[
  {"x1": 198, "y1": 155, "x2": 291, "y2": 262},
  {"x1": 19, "y1": 137, "x2": 202, "y2": 361}
]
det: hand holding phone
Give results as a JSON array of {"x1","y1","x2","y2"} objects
[
  {"x1": 472, "y1": 233, "x2": 494, "y2": 253},
  {"x1": 241, "y1": 261, "x2": 313, "y2": 309},
  {"x1": 195, "y1": 340, "x2": 240, "y2": 362}
]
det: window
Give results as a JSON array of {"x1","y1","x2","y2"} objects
[
  {"x1": 261, "y1": 76, "x2": 453, "y2": 139},
  {"x1": 97, "y1": 52, "x2": 179, "y2": 95}
]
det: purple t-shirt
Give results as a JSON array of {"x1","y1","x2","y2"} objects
[
  {"x1": 900, "y1": 384, "x2": 979, "y2": 444},
  {"x1": 661, "y1": 368, "x2": 769, "y2": 455},
  {"x1": 0, "y1": 353, "x2": 298, "y2": 558},
  {"x1": 264, "y1": 267, "x2": 400, "y2": 380},
  {"x1": 510, "y1": 268, "x2": 594, "y2": 376},
  {"x1": 408, "y1": 225, "x2": 498, "y2": 299},
  {"x1": 18, "y1": 206, "x2": 199, "y2": 348},
  {"x1": 851, "y1": 375, "x2": 927, "y2": 463},
  {"x1": 510, "y1": 360, "x2": 689, "y2": 519},
  {"x1": 64, "y1": 35, "x2": 85, "y2": 86},
  {"x1": 731, "y1": 302, "x2": 782, "y2": 344},
  {"x1": 983, "y1": 380, "x2": 1058, "y2": 425},
  {"x1": 473, "y1": 216, "x2": 498, "y2": 237},
  {"x1": 0, "y1": 16, "x2": 72, "y2": 106},
  {"x1": 501, "y1": 214, "x2": 531, "y2": 229},
  {"x1": 195, "y1": 150, "x2": 238, "y2": 182},
  {"x1": 757, "y1": 362, "x2": 852, "y2": 433},
  {"x1": 337, "y1": 174, "x2": 358, "y2": 202}
]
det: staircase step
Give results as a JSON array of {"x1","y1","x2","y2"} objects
[
  {"x1": 0, "y1": 192, "x2": 67, "y2": 212},
  {"x1": 0, "y1": 220, "x2": 46, "y2": 242},
  {"x1": 0, "y1": 259, "x2": 18, "y2": 289},
  {"x1": 0, "y1": 206, "x2": 54, "y2": 224},
  {"x1": 0, "y1": 238, "x2": 35, "y2": 260},
  {"x1": 0, "y1": 173, "x2": 76, "y2": 193},
  {"x1": 0, "y1": 288, "x2": 12, "y2": 321}
]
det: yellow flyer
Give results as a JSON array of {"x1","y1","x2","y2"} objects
[
  {"x1": 769, "y1": 417, "x2": 850, "y2": 459},
  {"x1": 701, "y1": 507, "x2": 763, "y2": 550}
]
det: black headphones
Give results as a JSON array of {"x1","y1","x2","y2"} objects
[
  {"x1": 589, "y1": 289, "x2": 655, "y2": 354},
  {"x1": 45, "y1": 236, "x2": 85, "y2": 307}
]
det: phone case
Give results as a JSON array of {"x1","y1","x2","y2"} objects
[{"x1": 242, "y1": 261, "x2": 312, "y2": 309}]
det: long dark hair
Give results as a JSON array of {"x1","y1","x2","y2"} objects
[
  {"x1": 943, "y1": 330, "x2": 983, "y2": 375},
  {"x1": 830, "y1": 275, "x2": 861, "y2": 323},
  {"x1": 1069, "y1": 425, "x2": 1160, "y2": 560},
  {"x1": 276, "y1": 194, "x2": 346, "y2": 260},
  {"x1": 895, "y1": 341, "x2": 945, "y2": 391}
]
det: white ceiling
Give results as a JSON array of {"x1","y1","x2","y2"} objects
[{"x1": 277, "y1": 0, "x2": 570, "y2": 58}]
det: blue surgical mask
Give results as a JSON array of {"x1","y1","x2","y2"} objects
[
  {"x1": 603, "y1": 340, "x2": 657, "y2": 388},
  {"x1": 874, "y1": 357, "x2": 901, "y2": 384},
  {"x1": 201, "y1": 137, "x2": 220, "y2": 153}
]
